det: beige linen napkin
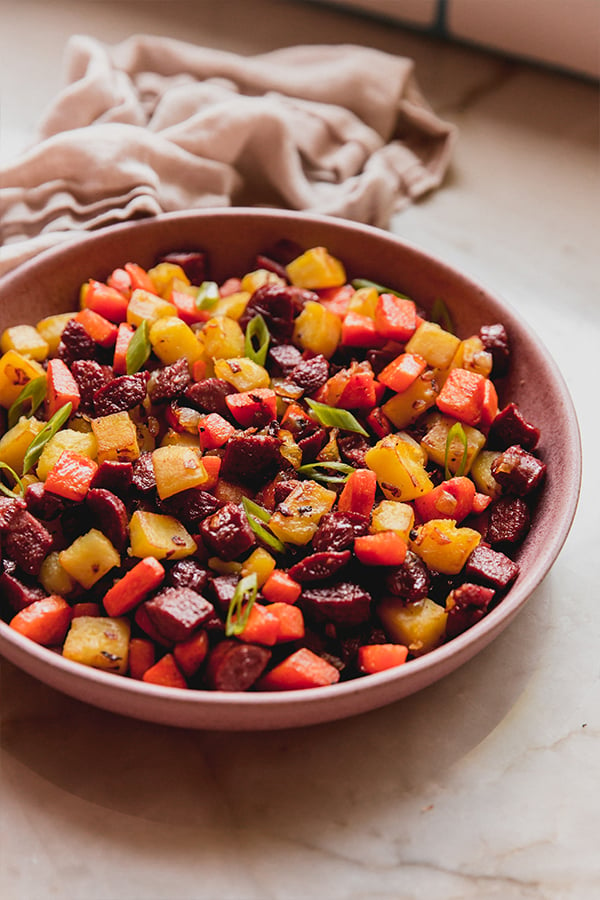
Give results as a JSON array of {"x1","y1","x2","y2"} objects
[{"x1": 0, "y1": 35, "x2": 456, "y2": 275}]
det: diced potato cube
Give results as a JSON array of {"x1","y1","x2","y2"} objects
[
  {"x1": 59, "y1": 529, "x2": 120, "y2": 588},
  {"x1": 470, "y1": 450, "x2": 503, "y2": 498},
  {"x1": 378, "y1": 597, "x2": 447, "y2": 655},
  {"x1": 126, "y1": 289, "x2": 177, "y2": 327},
  {"x1": 36, "y1": 312, "x2": 76, "y2": 356},
  {"x1": 159, "y1": 429, "x2": 201, "y2": 449},
  {"x1": 0, "y1": 416, "x2": 45, "y2": 475},
  {"x1": 151, "y1": 445, "x2": 208, "y2": 499},
  {"x1": 286, "y1": 247, "x2": 346, "y2": 289},
  {"x1": 270, "y1": 480, "x2": 336, "y2": 545},
  {"x1": 129, "y1": 511, "x2": 197, "y2": 560},
  {"x1": 405, "y1": 322, "x2": 461, "y2": 371},
  {"x1": 147, "y1": 262, "x2": 190, "y2": 297},
  {"x1": 410, "y1": 519, "x2": 481, "y2": 575},
  {"x1": 420, "y1": 412, "x2": 485, "y2": 475},
  {"x1": 211, "y1": 292, "x2": 250, "y2": 320},
  {"x1": 39, "y1": 551, "x2": 77, "y2": 596},
  {"x1": 201, "y1": 316, "x2": 245, "y2": 360},
  {"x1": 36, "y1": 429, "x2": 97, "y2": 480},
  {"x1": 450, "y1": 336, "x2": 493, "y2": 378},
  {"x1": 370, "y1": 500, "x2": 414, "y2": 542},
  {"x1": 347, "y1": 286, "x2": 378, "y2": 317},
  {"x1": 214, "y1": 357, "x2": 270, "y2": 392},
  {"x1": 91, "y1": 411, "x2": 140, "y2": 464},
  {"x1": 292, "y1": 300, "x2": 342, "y2": 359},
  {"x1": 241, "y1": 269, "x2": 285, "y2": 294},
  {"x1": 63, "y1": 616, "x2": 130, "y2": 674},
  {"x1": 1, "y1": 325, "x2": 49, "y2": 362},
  {"x1": 149, "y1": 316, "x2": 203, "y2": 365},
  {"x1": 0, "y1": 350, "x2": 46, "y2": 408},
  {"x1": 382, "y1": 372, "x2": 439, "y2": 429},
  {"x1": 365, "y1": 434, "x2": 433, "y2": 502},
  {"x1": 241, "y1": 547, "x2": 277, "y2": 587}
]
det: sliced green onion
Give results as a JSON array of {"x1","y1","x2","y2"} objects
[
  {"x1": 242, "y1": 496, "x2": 286, "y2": 554},
  {"x1": 22, "y1": 402, "x2": 73, "y2": 475},
  {"x1": 305, "y1": 398, "x2": 368, "y2": 437},
  {"x1": 8, "y1": 376, "x2": 47, "y2": 429},
  {"x1": 351, "y1": 278, "x2": 410, "y2": 300},
  {"x1": 195, "y1": 281, "x2": 220, "y2": 311},
  {"x1": 297, "y1": 461, "x2": 355, "y2": 484},
  {"x1": 0, "y1": 461, "x2": 25, "y2": 499},
  {"x1": 244, "y1": 313, "x2": 270, "y2": 367},
  {"x1": 225, "y1": 572, "x2": 258, "y2": 637},
  {"x1": 444, "y1": 421, "x2": 468, "y2": 479},
  {"x1": 431, "y1": 298, "x2": 454, "y2": 334},
  {"x1": 126, "y1": 320, "x2": 151, "y2": 375}
]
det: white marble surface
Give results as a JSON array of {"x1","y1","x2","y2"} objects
[{"x1": 0, "y1": 2, "x2": 598, "y2": 899}]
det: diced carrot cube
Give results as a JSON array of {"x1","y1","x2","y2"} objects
[
  {"x1": 198, "y1": 413, "x2": 236, "y2": 451},
  {"x1": 341, "y1": 311, "x2": 385, "y2": 348},
  {"x1": 338, "y1": 468, "x2": 377, "y2": 518},
  {"x1": 268, "y1": 602, "x2": 305, "y2": 642},
  {"x1": 201, "y1": 455, "x2": 222, "y2": 491},
  {"x1": 225, "y1": 389, "x2": 277, "y2": 427},
  {"x1": 261, "y1": 570, "x2": 302, "y2": 605},
  {"x1": 236, "y1": 602, "x2": 280, "y2": 646},
  {"x1": 358, "y1": 643, "x2": 409, "y2": 674},
  {"x1": 46, "y1": 358, "x2": 80, "y2": 417},
  {"x1": 124, "y1": 262, "x2": 157, "y2": 294},
  {"x1": 257, "y1": 648, "x2": 340, "y2": 690},
  {"x1": 377, "y1": 353, "x2": 427, "y2": 393},
  {"x1": 84, "y1": 279, "x2": 129, "y2": 323},
  {"x1": 44, "y1": 450, "x2": 98, "y2": 501},
  {"x1": 173, "y1": 630, "x2": 209, "y2": 678},
  {"x1": 142, "y1": 653, "x2": 188, "y2": 688},
  {"x1": 374, "y1": 293, "x2": 418, "y2": 342},
  {"x1": 436, "y1": 368, "x2": 487, "y2": 427},
  {"x1": 103, "y1": 557, "x2": 165, "y2": 617},
  {"x1": 128, "y1": 638, "x2": 156, "y2": 680},
  {"x1": 113, "y1": 323, "x2": 135, "y2": 375},
  {"x1": 74, "y1": 308, "x2": 118, "y2": 347},
  {"x1": 10, "y1": 595, "x2": 72, "y2": 646},
  {"x1": 354, "y1": 531, "x2": 407, "y2": 566}
]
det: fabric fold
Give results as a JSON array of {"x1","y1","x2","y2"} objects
[{"x1": 0, "y1": 34, "x2": 456, "y2": 275}]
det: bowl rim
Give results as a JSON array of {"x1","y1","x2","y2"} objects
[{"x1": 0, "y1": 208, "x2": 582, "y2": 727}]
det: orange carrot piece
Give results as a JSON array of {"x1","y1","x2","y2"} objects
[
  {"x1": 142, "y1": 653, "x2": 188, "y2": 688},
  {"x1": 128, "y1": 638, "x2": 156, "y2": 680},
  {"x1": 10, "y1": 595, "x2": 72, "y2": 646},
  {"x1": 436, "y1": 368, "x2": 487, "y2": 427},
  {"x1": 198, "y1": 413, "x2": 236, "y2": 451},
  {"x1": 358, "y1": 643, "x2": 409, "y2": 674},
  {"x1": 192, "y1": 359, "x2": 207, "y2": 381},
  {"x1": 236, "y1": 602, "x2": 279, "y2": 646},
  {"x1": 374, "y1": 293, "x2": 419, "y2": 342},
  {"x1": 173, "y1": 630, "x2": 209, "y2": 678},
  {"x1": 341, "y1": 311, "x2": 385, "y2": 348},
  {"x1": 413, "y1": 476, "x2": 476, "y2": 524},
  {"x1": 113, "y1": 323, "x2": 135, "y2": 374},
  {"x1": 354, "y1": 531, "x2": 407, "y2": 566},
  {"x1": 315, "y1": 284, "x2": 355, "y2": 319},
  {"x1": 257, "y1": 648, "x2": 340, "y2": 691},
  {"x1": 74, "y1": 308, "x2": 118, "y2": 347},
  {"x1": 338, "y1": 468, "x2": 377, "y2": 518},
  {"x1": 107, "y1": 267, "x2": 133, "y2": 298},
  {"x1": 480, "y1": 378, "x2": 499, "y2": 429},
  {"x1": 261, "y1": 570, "x2": 302, "y2": 605},
  {"x1": 44, "y1": 450, "x2": 98, "y2": 501},
  {"x1": 377, "y1": 352, "x2": 426, "y2": 393},
  {"x1": 84, "y1": 279, "x2": 129, "y2": 323},
  {"x1": 225, "y1": 389, "x2": 277, "y2": 427},
  {"x1": 201, "y1": 455, "x2": 222, "y2": 491},
  {"x1": 71, "y1": 602, "x2": 102, "y2": 618},
  {"x1": 124, "y1": 262, "x2": 156, "y2": 294},
  {"x1": 268, "y1": 602, "x2": 305, "y2": 642},
  {"x1": 103, "y1": 557, "x2": 165, "y2": 617},
  {"x1": 46, "y1": 358, "x2": 80, "y2": 417}
]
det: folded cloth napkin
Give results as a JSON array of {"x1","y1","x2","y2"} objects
[{"x1": 0, "y1": 34, "x2": 456, "y2": 275}]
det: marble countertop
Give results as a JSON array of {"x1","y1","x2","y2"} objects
[{"x1": 0, "y1": 2, "x2": 598, "y2": 899}]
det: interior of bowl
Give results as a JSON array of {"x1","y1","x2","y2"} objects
[{"x1": 0, "y1": 209, "x2": 581, "y2": 729}]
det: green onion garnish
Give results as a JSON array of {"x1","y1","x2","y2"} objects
[
  {"x1": 195, "y1": 281, "x2": 220, "y2": 311},
  {"x1": 297, "y1": 461, "x2": 355, "y2": 484},
  {"x1": 444, "y1": 421, "x2": 468, "y2": 479},
  {"x1": 22, "y1": 402, "x2": 73, "y2": 475},
  {"x1": 242, "y1": 496, "x2": 286, "y2": 554},
  {"x1": 351, "y1": 278, "x2": 410, "y2": 300},
  {"x1": 126, "y1": 320, "x2": 151, "y2": 375},
  {"x1": 0, "y1": 461, "x2": 25, "y2": 499},
  {"x1": 431, "y1": 298, "x2": 454, "y2": 334},
  {"x1": 8, "y1": 376, "x2": 47, "y2": 429},
  {"x1": 225, "y1": 572, "x2": 259, "y2": 637},
  {"x1": 244, "y1": 313, "x2": 270, "y2": 367},
  {"x1": 305, "y1": 398, "x2": 368, "y2": 437}
]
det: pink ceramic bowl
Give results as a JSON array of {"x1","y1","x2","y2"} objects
[{"x1": 0, "y1": 209, "x2": 581, "y2": 730}]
